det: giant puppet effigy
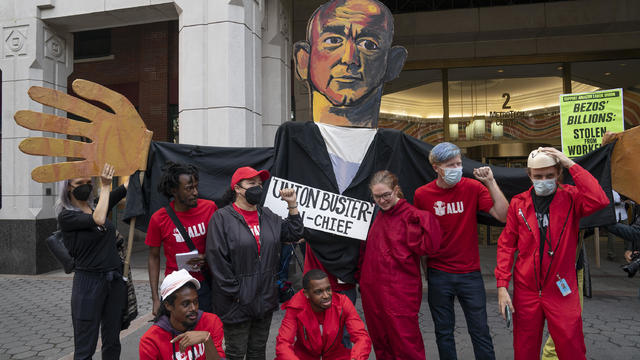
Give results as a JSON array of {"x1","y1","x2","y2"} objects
[{"x1": 14, "y1": 0, "x2": 637, "y2": 282}]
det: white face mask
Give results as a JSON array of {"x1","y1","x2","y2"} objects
[
  {"x1": 442, "y1": 167, "x2": 463, "y2": 186},
  {"x1": 533, "y1": 179, "x2": 557, "y2": 196}
]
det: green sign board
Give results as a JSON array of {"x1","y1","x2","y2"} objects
[{"x1": 560, "y1": 88, "x2": 624, "y2": 157}]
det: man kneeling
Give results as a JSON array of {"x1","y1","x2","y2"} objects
[
  {"x1": 276, "y1": 269, "x2": 371, "y2": 360},
  {"x1": 140, "y1": 269, "x2": 225, "y2": 359}
]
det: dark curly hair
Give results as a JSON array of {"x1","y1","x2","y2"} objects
[
  {"x1": 218, "y1": 188, "x2": 237, "y2": 208},
  {"x1": 157, "y1": 161, "x2": 200, "y2": 199}
]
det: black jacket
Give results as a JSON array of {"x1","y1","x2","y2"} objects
[
  {"x1": 206, "y1": 204, "x2": 303, "y2": 324},
  {"x1": 59, "y1": 185, "x2": 127, "y2": 272}
]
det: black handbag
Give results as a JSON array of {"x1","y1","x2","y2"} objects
[
  {"x1": 45, "y1": 231, "x2": 75, "y2": 274},
  {"x1": 116, "y1": 230, "x2": 138, "y2": 330}
]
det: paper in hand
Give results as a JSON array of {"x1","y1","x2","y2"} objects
[{"x1": 176, "y1": 249, "x2": 200, "y2": 272}]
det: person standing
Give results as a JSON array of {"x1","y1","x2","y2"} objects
[
  {"x1": 606, "y1": 190, "x2": 628, "y2": 261},
  {"x1": 414, "y1": 142, "x2": 508, "y2": 360},
  {"x1": 146, "y1": 161, "x2": 218, "y2": 315},
  {"x1": 57, "y1": 164, "x2": 127, "y2": 360},
  {"x1": 495, "y1": 147, "x2": 609, "y2": 360},
  {"x1": 360, "y1": 170, "x2": 441, "y2": 359},
  {"x1": 276, "y1": 269, "x2": 371, "y2": 360},
  {"x1": 206, "y1": 166, "x2": 304, "y2": 360}
]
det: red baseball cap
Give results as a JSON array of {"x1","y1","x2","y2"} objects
[{"x1": 230, "y1": 166, "x2": 270, "y2": 190}]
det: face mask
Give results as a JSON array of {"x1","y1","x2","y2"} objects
[
  {"x1": 242, "y1": 185, "x2": 263, "y2": 205},
  {"x1": 442, "y1": 167, "x2": 463, "y2": 186},
  {"x1": 533, "y1": 179, "x2": 557, "y2": 196},
  {"x1": 72, "y1": 184, "x2": 93, "y2": 201}
]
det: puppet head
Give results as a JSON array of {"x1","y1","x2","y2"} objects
[{"x1": 294, "y1": 0, "x2": 407, "y2": 127}]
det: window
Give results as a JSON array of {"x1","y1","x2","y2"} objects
[{"x1": 73, "y1": 29, "x2": 111, "y2": 60}]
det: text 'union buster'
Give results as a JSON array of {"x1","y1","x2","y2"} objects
[{"x1": 271, "y1": 179, "x2": 374, "y2": 222}]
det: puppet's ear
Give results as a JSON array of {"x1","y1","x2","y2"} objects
[
  {"x1": 384, "y1": 46, "x2": 408, "y2": 82},
  {"x1": 293, "y1": 41, "x2": 311, "y2": 81}
]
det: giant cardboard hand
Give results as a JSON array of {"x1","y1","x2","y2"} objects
[
  {"x1": 602, "y1": 127, "x2": 640, "y2": 204},
  {"x1": 14, "y1": 79, "x2": 153, "y2": 183}
]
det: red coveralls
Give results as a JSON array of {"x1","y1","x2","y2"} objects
[
  {"x1": 275, "y1": 291, "x2": 372, "y2": 360},
  {"x1": 495, "y1": 164, "x2": 609, "y2": 360},
  {"x1": 360, "y1": 199, "x2": 441, "y2": 360}
]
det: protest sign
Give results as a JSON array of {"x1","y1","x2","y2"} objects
[
  {"x1": 264, "y1": 176, "x2": 375, "y2": 241},
  {"x1": 560, "y1": 88, "x2": 624, "y2": 157}
]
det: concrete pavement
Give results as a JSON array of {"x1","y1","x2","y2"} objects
[{"x1": 1, "y1": 237, "x2": 639, "y2": 359}]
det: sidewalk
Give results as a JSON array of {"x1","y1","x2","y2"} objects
[{"x1": 1, "y1": 237, "x2": 638, "y2": 359}]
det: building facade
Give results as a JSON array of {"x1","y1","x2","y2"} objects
[
  {"x1": 0, "y1": 0, "x2": 292, "y2": 273},
  {"x1": 1, "y1": 0, "x2": 639, "y2": 273}
]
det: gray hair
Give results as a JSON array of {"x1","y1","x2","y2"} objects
[
  {"x1": 429, "y1": 142, "x2": 461, "y2": 165},
  {"x1": 55, "y1": 179, "x2": 95, "y2": 215}
]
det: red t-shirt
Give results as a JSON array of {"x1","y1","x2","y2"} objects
[
  {"x1": 139, "y1": 312, "x2": 225, "y2": 360},
  {"x1": 414, "y1": 177, "x2": 493, "y2": 273},
  {"x1": 313, "y1": 309, "x2": 325, "y2": 325},
  {"x1": 232, "y1": 203, "x2": 261, "y2": 254},
  {"x1": 145, "y1": 199, "x2": 218, "y2": 281},
  {"x1": 314, "y1": 309, "x2": 325, "y2": 334}
]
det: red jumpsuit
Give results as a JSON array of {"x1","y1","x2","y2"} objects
[
  {"x1": 275, "y1": 291, "x2": 372, "y2": 360},
  {"x1": 304, "y1": 243, "x2": 357, "y2": 293},
  {"x1": 495, "y1": 165, "x2": 609, "y2": 360},
  {"x1": 360, "y1": 199, "x2": 441, "y2": 360}
]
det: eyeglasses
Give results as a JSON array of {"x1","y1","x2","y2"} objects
[{"x1": 372, "y1": 191, "x2": 393, "y2": 201}]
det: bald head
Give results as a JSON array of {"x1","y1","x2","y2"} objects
[
  {"x1": 293, "y1": 0, "x2": 406, "y2": 126},
  {"x1": 307, "y1": 0, "x2": 394, "y2": 44}
]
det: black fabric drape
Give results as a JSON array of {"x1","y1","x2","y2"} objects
[
  {"x1": 124, "y1": 122, "x2": 615, "y2": 280},
  {"x1": 124, "y1": 141, "x2": 274, "y2": 231}
]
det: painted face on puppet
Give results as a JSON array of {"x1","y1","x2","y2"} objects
[{"x1": 308, "y1": 0, "x2": 392, "y2": 106}]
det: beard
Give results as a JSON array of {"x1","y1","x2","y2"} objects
[{"x1": 181, "y1": 311, "x2": 198, "y2": 330}]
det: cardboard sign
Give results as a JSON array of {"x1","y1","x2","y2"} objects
[
  {"x1": 264, "y1": 176, "x2": 375, "y2": 241},
  {"x1": 560, "y1": 89, "x2": 624, "y2": 158},
  {"x1": 14, "y1": 79, "x2": 153, "y2": 183}
]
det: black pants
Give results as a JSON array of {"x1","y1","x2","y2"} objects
[
  {"x1": 71, "y1": 270, "x2": 125, "y2": 360},
  {"x1": 427, "y1": 268, "x2": 496, "y2": 360},
  {"x1": 223, "y1": 312, "x2": 273, "y2": 360},
  {"x1": 197, "y1": 279, "x2": 212, "y2": 313}
]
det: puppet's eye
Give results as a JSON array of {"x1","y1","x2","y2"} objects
[
  {"x1": 358, "y1": 39, "x2": 378, "y2": 51},
  {"x1": 323, "y1": 37, "x2": 343, "y2": 45}
]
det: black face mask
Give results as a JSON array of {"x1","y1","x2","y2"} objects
[
  {"x1": 72, "y1": 184, "x2": 93, "y2": 201},
  {"x1": 242, "y1": 185, "x2": 263, "y2": 205}
]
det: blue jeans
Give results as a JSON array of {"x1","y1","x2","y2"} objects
[{"x1": 427, "y1": 268, "x2": 495, "y2": 360}]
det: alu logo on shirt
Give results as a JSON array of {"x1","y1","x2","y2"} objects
[
  {"x1": 433, "y1": 201, "x2": 464, "y2": 216},
  {"x1": 249, "y1": 225, "x2": 260, "y2": 237},
  {"x1": 172, "y1": 222, "x2": 206, "y2": 242},
  {"x1": 174, "y1": 343, "x2": 205, "y2": 360}
]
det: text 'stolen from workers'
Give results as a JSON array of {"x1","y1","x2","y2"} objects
[{"x1": 560, "y1": 88, "x2": 624, "y2": 158}]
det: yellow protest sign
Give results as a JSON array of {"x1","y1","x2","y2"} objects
[{"x1": 560, "y1": 89, "x2": 624, "y2": 157}]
